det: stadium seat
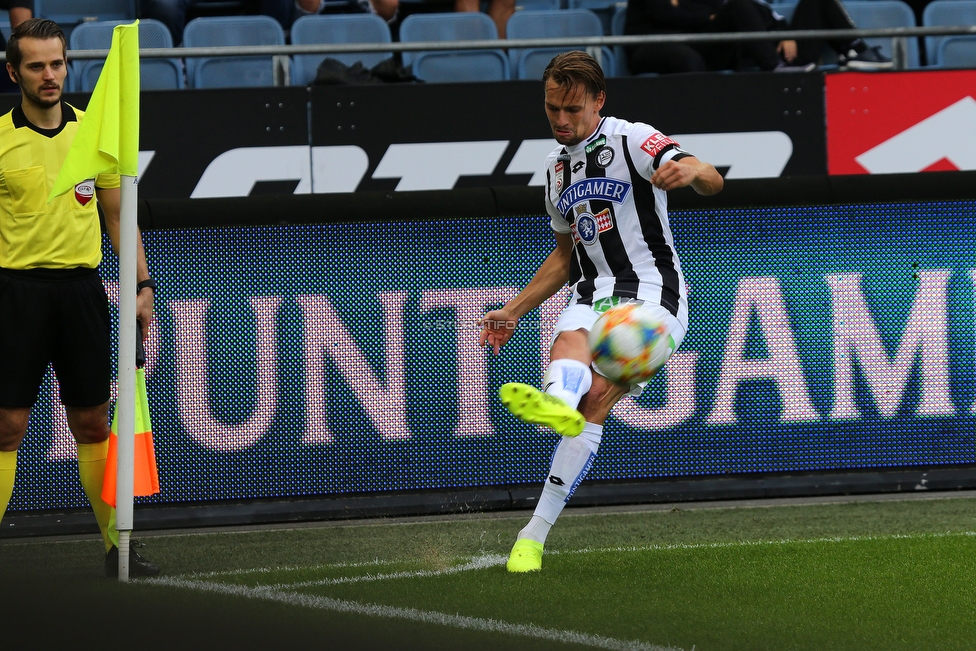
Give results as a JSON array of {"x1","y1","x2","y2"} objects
[
  {"x1": 0, "y1": 20, "x2": 9, "y2": 41},
  {"x1": 69, "y1": 19, "x2": 185, "y2": 92},
  {"x1": 35, "y1": 0, "x2": 137, "y2": 38},
  {"x1": 922, "y1": 0, "x2": 976, "y2": 67},
  {"x1": 506, "y1": 8, "x2": 614, "y2": 79},
  {"x1": 770, "y1": 0, "x2": 798, "y2": 24},
  {"x1": 937, "y1": 35, "x2": 976, "y2": 69},
  {"x1": 182, "y1": 15, "x2": 286, "y2": 89},
  {"x1": 290, "y1": 13, "x2": 393, "y2": 86},
  {"x1": 514, "y1": 0, "x2": 563, "y2": 10},
  {"x1": 842, "y1": 0, "x2": 920, "y2": 68},
  {"x1": 567, "y1": 0, "x2": 623, "y2": 35},
  {"x1": 610, "y1": 5, "x2": 629, "y2": 76},
  {"x1": 398, "y1": 13, "x2": 509, "y2": 82}
]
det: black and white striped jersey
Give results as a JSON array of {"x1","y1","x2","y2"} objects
[{"x1": 544, "y1": 115, "x2": 691, "y2": 330}]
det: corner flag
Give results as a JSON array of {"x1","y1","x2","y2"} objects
[
  {"x1": 49, "y1": 21, "x2": 145, "y2": 581},
  {"x1": 48, "y1": 21, "x2": 140, "y2": 200}
]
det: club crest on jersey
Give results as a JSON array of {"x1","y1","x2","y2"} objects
[
  {"x1": 556, "y1": 177, "x2": 631, "y2": 219},
  {"x1": 595, "y1": 146, "x2": 614, "y2": 168},
  {"x1": 74, "y1": 179, "x2": 95, "y2": 206},
  {"x1": 640, "y1": 133, "x2": 678, "y2": 158},
  {"x1": 570, "y1": 205, "x2": 613, "y2": 245}
]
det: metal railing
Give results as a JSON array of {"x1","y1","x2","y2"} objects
[{"x1": 2, "y1": 25, "x2": 975, "y2": 79}]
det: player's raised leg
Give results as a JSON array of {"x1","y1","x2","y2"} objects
[{"x1": 499, "y1": 327, "x2": 593, "y2": 438}]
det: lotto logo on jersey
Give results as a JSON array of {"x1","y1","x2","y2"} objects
[
  {"x1": 570, "y1": 208, "x2": 613, "y2": 245},
  {"x1": 74, "y1": 180, "x2": 95, "y2": 206},
  {"x1": 640, "y1": 133, "x2": 677, "y2": 158}
]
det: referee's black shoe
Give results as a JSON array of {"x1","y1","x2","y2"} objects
[{"x1": 105, "y1": 541, "x2": 161, "y2": 578}]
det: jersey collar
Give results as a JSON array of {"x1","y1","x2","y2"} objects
[{"x1": 12, "y1": 101, "x2": 77, "y2": 137}]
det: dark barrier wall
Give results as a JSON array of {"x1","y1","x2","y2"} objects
[
  {"x1": 0, "y1": 72, "x2": 826, "y2": 201},
  {"x1": 5, "y1": 172, "x2": 976, "y2": 535},
  {"x1": 5, "y1": 69, "x2": 972, "y2": 203},
  {"x1": 3, "y1": 69, "x2": 970, "y2": 202}
]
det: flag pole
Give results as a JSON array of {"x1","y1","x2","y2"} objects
[{"x1": 116, "y1": 173, "x2": 138, "y2": 582}]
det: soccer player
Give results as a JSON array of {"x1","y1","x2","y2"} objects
[
  {"x1": 0, "y1": 18, "x2": 159, "y2": 577},
  {"x1": 479, "y1": 51, "x2": 724, "y2": 573}
]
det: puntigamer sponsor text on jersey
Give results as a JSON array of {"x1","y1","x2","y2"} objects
[{"x1": 555, "y1": 178, "x2": 632, "y2": 218}]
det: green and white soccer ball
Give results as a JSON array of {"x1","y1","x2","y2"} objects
[{"x1": 587, "y1": 303, "x2": 672, "y2": 384}]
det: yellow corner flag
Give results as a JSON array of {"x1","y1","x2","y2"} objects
[{"x1": 49, "y1": 21, "x2": 140, "y2": 201}]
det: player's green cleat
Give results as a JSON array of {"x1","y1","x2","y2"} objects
[
  {"x1": 499, "y1": 382, "x2": 585, "y2": 437},
  {"x1": 507, "y1": 538, "x2": 544, "y2": 573}
]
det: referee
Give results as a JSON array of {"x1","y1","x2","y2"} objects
[{"x1": 0, "y1": 18, "x2": 159, "y2": 577}]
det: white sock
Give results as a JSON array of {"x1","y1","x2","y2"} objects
[
  {"x1": 542, "y1": 358, "x2": 592, "y2": 410},
  {"x1": 517, "y1": 422, "x2": 603, "y2": 545}
]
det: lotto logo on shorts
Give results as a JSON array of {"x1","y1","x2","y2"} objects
[
  {"x1": 74, "y1": 180, "x2": 95, "y2": 206},
  {"x1": 640, "y1": 133, "x2": 677, "y2": 158}
]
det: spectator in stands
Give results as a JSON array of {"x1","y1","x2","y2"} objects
[
  {"x1": 1, "y1": 0, "x2": 31, "y2": 28},
  {"x1": 0, "y1": 0, "x2": 33, "y2": 93},
  {"x1": 454, "y1": 0, "x2": 514, "y2": 39},
  {"x1": 624, "y1": 0, "x2": 891, "y2": 74},
  {"x1": 139, "y1": 0, "x2": 398, "y2": 45},
  {"x1": 293, "y1": 0, "x2": 399, "y2": 24},
  {"x1": 782, "y1": 0, "x2": 892, "y2": 70}
]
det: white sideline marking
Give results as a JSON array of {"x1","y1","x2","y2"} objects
[
  {"x1": 263, "y1": 554, "x2": 508, "y2": 589},
  {"x1": 182, "y1": 557, "x2": 405, "y2": 579},
  {"x1": 146, "y1": 575, "x2": 682, "y2": 651},
  {"x1": 559, "y1": 530, "x2": 976, "y2": 558}
]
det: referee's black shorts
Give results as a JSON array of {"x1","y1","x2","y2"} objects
[{"x1": 0, "y1": 267, "x2": 112, "y2": 409}]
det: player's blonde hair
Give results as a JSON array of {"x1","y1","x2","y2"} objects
[{"x1": 542, "y1": 51, "x2": 607, "y2": 100}]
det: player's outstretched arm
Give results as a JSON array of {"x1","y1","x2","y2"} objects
[
  {"x1": 479, "y1": 232, "x2": 574, "y2": 354},
  {"x1": 651, "y1": 156, "x2": 724, "y2": 195}
]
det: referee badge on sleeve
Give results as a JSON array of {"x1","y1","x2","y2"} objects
[{"x1": 74, "y1": 179, "x2": 95, "y2": 206}]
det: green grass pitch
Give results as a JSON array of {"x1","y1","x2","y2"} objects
[{"x1": 3, "y1": 493, "x2": 976, "y2": 650}]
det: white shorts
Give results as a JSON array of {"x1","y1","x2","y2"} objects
[{"x1": 551, "y1": 300, "x2": 687, "y2": 396}]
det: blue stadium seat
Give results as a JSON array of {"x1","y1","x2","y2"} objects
[
  {"x1": 843, "y1": 0, "x2": 920, "y2": 68},
  {"x1": 937, "y1": 35, "x2": 976, "y2": 69},
  {"x1": 610, "y1": 5, "x2": 628, "y2": 76},
  {"x1": 410, "y1": 49, "x2": 510, "y2": 82},
  {"x1": 399, "y1": 13, "x2": 509, "y2": 82},
  {"x1": 922, "y1": 0, "x2": 976, "y2": 67},
  {"x1": 567, "y1": 0, "x2": 622, "y2": 35},
  {"x1": 69, "y1": 19, "x2": 185, "y2": 92},
  {"x1": 0, "y1": 20, "x2": 9, "y2": 41},
  {"x1": 290, "y1": 13, "x2": 393, "y2": 86},
  {"x1": 770, "y1": 0, "x2": 798, "y2": 24},
  {"x1": 506, "y1": 8, "x2": 614, "y2": 79},
  {"x1": 514, "y1": 0, "x2": 563, "y2": 10},
  {"x1": 182, "y1": 15, "x2": 285, "y2": 88},
  {"x1": 35, "y1": 0, "x2": 136, "y2": 38}
]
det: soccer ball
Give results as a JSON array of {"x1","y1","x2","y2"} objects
[{"x1": 587, "y1": 303, "x2": 672, "y2": 384}]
